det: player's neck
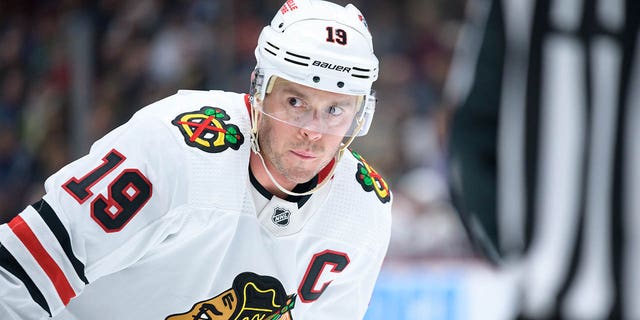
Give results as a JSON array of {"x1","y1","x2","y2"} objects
[{"x1": 249, "y1": 151, "x2": 296, "y2": 199}]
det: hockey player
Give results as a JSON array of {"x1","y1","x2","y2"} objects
[{"x1": 0, "y1": 1, "x2": 392, "y2": 319}]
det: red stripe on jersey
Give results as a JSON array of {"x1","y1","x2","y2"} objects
[
  {"x1": 318, "y1": 158, "x2": 336, "y2": 183},
  {"x1": 8, "y1": 215, "x2": 76, "y2": 305},
  {"x1": 244, "y1": 94, "x2": 252, "y2": 116}
]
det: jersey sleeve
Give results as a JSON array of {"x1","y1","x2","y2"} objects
[{"x1": 0, "y1": 96, "x2": 187, "y2": 319}]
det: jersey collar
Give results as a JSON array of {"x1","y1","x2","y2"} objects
[{"x1": 248, "y1": 167, "x2": 316, "y2": 208}]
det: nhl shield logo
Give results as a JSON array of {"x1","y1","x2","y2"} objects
[{"x1": 272, "y1": 207, "x2": 291, "y2": 227}]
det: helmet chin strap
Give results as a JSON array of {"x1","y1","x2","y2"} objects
[{"x1": 249, "y1": 95, "x2": 364, "y2": 197}]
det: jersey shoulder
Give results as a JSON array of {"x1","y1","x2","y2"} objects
[
  {"x1": 131, "y1": 90, "x2": 253, "y2": 208},
  {"x1": 338, "y1": 149, "x2": 392, "y2": 206},
  {"x1": 82, "y1": 89, "x2": 251, "y2": 173},
  {"x1": 314, "y1": 150, "x2": 392, "y2": 253},
  {"x1": 141, "y1": 90, "x2": 251, "y2": 154},
  {"x1": 59, "y1": 90, "x2": 252, "y2": 211}
]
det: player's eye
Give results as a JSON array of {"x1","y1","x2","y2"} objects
[
  {"x1": 327, "y1": 105, "x2": 344, "y2": 117},
  {"x1": 288, "y1": 97, "x2": 304, "y2": 108}
]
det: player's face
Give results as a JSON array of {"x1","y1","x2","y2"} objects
[{"x1": 258, "y1": 78, "x2": 359, "y2": 185}]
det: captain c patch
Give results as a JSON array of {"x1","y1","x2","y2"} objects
[{"x1": 172, "y1": 106, "x2": 244, "y2": 153}]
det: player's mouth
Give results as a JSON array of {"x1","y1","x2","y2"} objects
[{"x1": 290, "y1": 149, "x2": 317, "y2": 160}]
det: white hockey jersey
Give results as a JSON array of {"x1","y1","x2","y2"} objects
[{"x1": 0, "y1": 90, "x2": 392, "y2": 320}]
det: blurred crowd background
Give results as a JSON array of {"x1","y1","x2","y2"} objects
[{"x1": 0, "y1": 0, "x2": 474, "y2": 261}]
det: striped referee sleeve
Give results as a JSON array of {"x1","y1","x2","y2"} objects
[{"x1": 447, "y1": 0, "x2": 640, "y2": 318}]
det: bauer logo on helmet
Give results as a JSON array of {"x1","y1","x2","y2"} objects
[{"x1": 312, "y1": 60, "x2": 351, "y2": 73}]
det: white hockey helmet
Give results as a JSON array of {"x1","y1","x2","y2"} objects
[{"x1": 252, "y1": 0, "x2": 379, "y2": 137}]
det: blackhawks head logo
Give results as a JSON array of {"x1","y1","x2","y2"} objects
[
  {"x1": 172, "y1": 106, "x2": 244, "y2": 153},
  {"x1": 165, "y1": 272, "x2": 296, "y2": 320},
  {"x1": 353, "y1": 151, "x2": 391, "y2": 203}
]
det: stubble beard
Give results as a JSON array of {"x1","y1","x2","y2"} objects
[{"x1": 258, "y1": 119, "x2": 333, "y2": 185}]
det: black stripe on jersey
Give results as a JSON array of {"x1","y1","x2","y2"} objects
[
  {"x1": 31, "y1": 199, "x2": 88, "y2": 284},
  {"x1": 610, "y1": 1, "x2": 638, "y2": 317},
  {"x1": 0, "y1": 244, "x2": 51, "y2": 316},
  {"x1": 521, "y1": 0, "x2": 550, "y2": 254},
  {"x1": 609, "y1": 69, "x2": 626, "y2": 320}
]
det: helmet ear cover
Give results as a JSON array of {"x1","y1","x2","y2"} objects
[{"x1": 252, "y1": 0, "x2": 378, "y2": 136}]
